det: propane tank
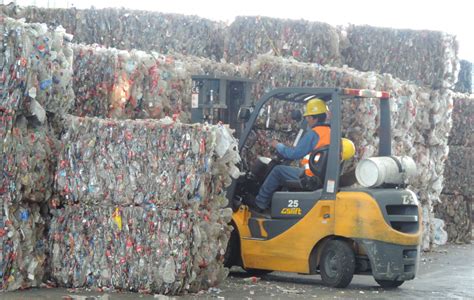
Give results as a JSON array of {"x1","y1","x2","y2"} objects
[{"x1": 355, "y1": 156, "x2": 417, "y2": 188}]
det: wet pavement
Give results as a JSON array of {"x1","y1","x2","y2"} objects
[{"x1": 1, "y1": 243, "x2": 473, "y2": 300}]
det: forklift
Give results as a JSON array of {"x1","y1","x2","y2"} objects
[{"x1": 224, "y1": 87, "x2": 422, "y2": 288}]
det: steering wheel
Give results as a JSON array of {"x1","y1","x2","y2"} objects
[{"x1": 272, "y1": 151, "x2": 292, "y2": 166}]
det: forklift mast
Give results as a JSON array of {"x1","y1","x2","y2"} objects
[{"x1": 191, "y1": 75, "x2": 255, "y2": 138}]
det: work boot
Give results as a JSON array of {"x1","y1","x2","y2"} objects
[
  {"x1": 242, "y1": 194, "x2": 256, "y2": 206},
  {"x1": 245, "y1": 199, "x2": 268, "y2": 215}
]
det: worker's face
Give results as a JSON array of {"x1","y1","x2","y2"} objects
[{"x1": 306, "y1": 115, "x2": 317, "y2": 127}]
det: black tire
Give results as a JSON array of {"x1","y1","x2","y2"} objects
[
  {"x1": 320, "y1": 240, "x2": 355, "y2": 288},
  {"x1": 224, "y1": 226, "x2": 240, "y2": 268},
  {"x1": 375, "y1": 279, "x2": 405, "y2": 288},
  {"x1": 244, "y1": 268, "x2": 272, "y2": 276}
]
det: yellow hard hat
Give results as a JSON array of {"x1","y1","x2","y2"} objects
[
  {"x1": 341, "y1": 138, "x2": 356, "y2": 161},
  {"x1": 303, "y1": 98, "x2": 328, "y2": 116}
]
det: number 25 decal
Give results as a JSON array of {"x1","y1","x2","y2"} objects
[{"x1": 288, "y1": 200, "x2": 299, "y2": 208}]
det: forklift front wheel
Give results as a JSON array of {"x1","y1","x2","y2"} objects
[
  {"x1": 375, "y1": 279, "x2": 405, "y2": 288},
  {"x1": 320, "y1": 240, "x2": 355, "y2": 288},
  {"x1": 244, "y1": 268, "x2": 272, "y2": 276},
  {"x1": 224, "y1": 224, "x2": 240, "y2": 268}
]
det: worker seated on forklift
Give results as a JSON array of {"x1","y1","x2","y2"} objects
[{"x1": 245, "y1": 98, "x2": 331, "y2": 213}]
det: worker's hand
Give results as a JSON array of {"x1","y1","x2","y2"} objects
[{"x1": 270, "y1": 139, "x2": 279, "y2": 148}]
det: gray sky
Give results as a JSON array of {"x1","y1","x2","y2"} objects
[{"x1": 14, "y1": 0, "x2": 474, "y2": 62}]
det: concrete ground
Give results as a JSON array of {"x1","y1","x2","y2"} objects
[{"x1": 1, "y1": 243, "x2": 473, "y2": 300}]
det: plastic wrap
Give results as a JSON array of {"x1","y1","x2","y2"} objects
[
  {"x1": 49, "y1": 205, "x2": 232, "y2": 294},
  {"x1": 55, "y1": 115, "x2": 240, "y2": 208},
  {"x1": 224, "y1": 16, "x2": 342, "y2": 65},
  {"x1": 71, "y1": 44, "x2": 245, "y2": 122},
  {"x1": 0, "y1": 5, "x2": 225, "y2": 60},
  {"x1": 343, "y1": 25, "x2": 459, "y2": 89},
  {"x1": 0, "y1": 202, "x2": 47, "y2": 291}
]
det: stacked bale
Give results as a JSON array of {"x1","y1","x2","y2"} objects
[
  {"x1": 0, "y1": 16, "x2": 73, "y2": 290},
  {"x1": 435, "y1": 93, "x2": 473, "y2": 243},
  {"x1": 454, "y1": 60, "x2": 472, "y2": 94},
  {"x1": 343, "y1": 25, "x2": 459, "y2": 89},
  {"x1": 224, "y1": 16, "x2": 342, "y2": 65},
  {"x1": 0, "y1": 4, "x2": 225, "y2": 60},
  {"x1": 50, "y1": 116, "x2": 240, "y2": 294},
  {"x1": 246, "y1": 55, "x2": 454, "y2": 249},
  {"x1": 71, "y1": 44, "x2": 245, "y2": 122}
]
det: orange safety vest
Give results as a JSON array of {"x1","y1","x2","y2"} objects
[{"x1": 300, "y1": 125, "x2": 331, "y2": 176}]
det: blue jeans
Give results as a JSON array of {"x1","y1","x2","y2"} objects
[{"x1": 255, "y1": 165, "x2": 304, "y2": 209}]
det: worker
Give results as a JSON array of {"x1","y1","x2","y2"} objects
[{"x1": 245, "y1": 98, "x2": 331, "y2": 213}]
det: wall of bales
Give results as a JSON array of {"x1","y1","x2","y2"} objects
[
  {"x1": 67, "y1": 45, "x2": 456, "y2": 249},
  {"x1": 1, "y1": 15, "x2": 241, "y2": 293},
  {"x1": 0, "y1": 16, "x2": 73, "y2": 290},
  {"x1": 0, "y1": 4, "x2": 226, "y2": 60},
  {"x1": 435, "y1": 94, "x2": 473, "y2": 243},
  {"x1": 0, "y1": 5, "x2": 469, "y2": 289},
  {"x1": 0, "y1": 5, "x2": 460, "y2": 92},
  {"x1": 2, "y1": 7, "x2": 458, "y2": 248}
]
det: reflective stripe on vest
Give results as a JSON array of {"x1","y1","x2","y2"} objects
[{"x1": 300, "y1": 126, "x2": 331, "y2": 176}]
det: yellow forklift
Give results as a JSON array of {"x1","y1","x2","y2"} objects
[{"x1": 224, "y1": 87, "x2": 421, "y2": 288}]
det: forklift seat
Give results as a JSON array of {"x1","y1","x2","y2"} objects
[{"x1": 283, "y1": 146, "x2": 329, "y2": 192}]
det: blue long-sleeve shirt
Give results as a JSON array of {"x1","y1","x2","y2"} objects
[{"x1": 276, "y1": 126, "x2": 321, "y2": 160}]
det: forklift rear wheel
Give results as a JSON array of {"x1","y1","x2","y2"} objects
[
  {"x1": 375, "y1": 279, "x2": 405, "y2": 288},
  {"x1": 320, "y1": 240, "x2": 355, "y2": 288}
]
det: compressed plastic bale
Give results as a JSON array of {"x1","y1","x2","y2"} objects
[
  {"x1": 454, "y1": 60, "x2": 472, "y2": 94},
  {"x1": 435, "y1": 195, "x2": 472, "y2": 244},
  {"x1": 0, "y1": 202, "x2": 47, "y2": 291},
  {"x1": 437, "y1": 93, "x2": 473, "y2": 245},
  {"x1": 247, "y1": 55, "x2": 453, "y2": 249},
  {"x1": 55, "y1": 115, "x2": 240, "y2": 208},
  {"x1": 0, "y1": 17, "x2": 69, "y2": 205},
  {"x1": 0, "y1": 16, "x2": 74, "y2": 116},
  {"x1": 48, "y1": 205, "x2": 232, "y2": 294},
  {"x1": 0, "y1": 5, "x2": 225, "y2": 60},
  {"x1": 71, "y1": 45, "x2": 174, "y2": 119},
  {"x1": 343, "y1": 25, "x2": 459, "y2": 89},
  {"x1": 442, "y1": 146, "x2": 474, "y2": 196},
  {"x1": 70, "y1": 44, "x2": 245, "y2": 122},
  {"x1": 225, "y1": 16, "x2": 342, "y2": 65},
  {"x1": 1, "y1": 117, "x2": 58, "y2": 204},
  {"x1": 449, "y1": 93, "x2": 474, "y2": 147}
]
